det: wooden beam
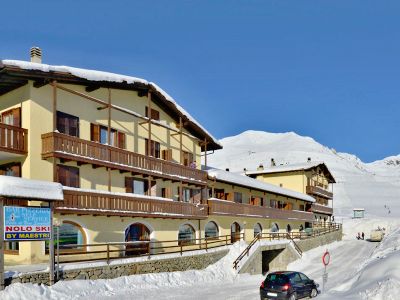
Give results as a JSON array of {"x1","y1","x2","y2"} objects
[{"x1": 33, "y1": 79, "x2": 49, "y2": 88}]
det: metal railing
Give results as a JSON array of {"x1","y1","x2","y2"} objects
[{"x1": 233, "y1": 223, "x2": 341, "y2": 270}]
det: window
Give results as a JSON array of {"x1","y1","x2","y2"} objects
[
  {"x1": 0, "y1": 163, "x2": 21, "y2": 177},
  {"x1": 299, "y1": 204, "x2": 305, "y2": 211},
  {"x1": 145, "y1": 106, "x2": 160, "y2": 121},
  {"x1": 271, "y1": 223, "x2": 279, "y2": 233},
  {"x1": 91, "y1": 123, "x2": 125, "y2": 149},
  {"x1": 290, "y1": 273, "x2": 303, "y2": 284},
  {"x1": 254, "y1": 223, "x2": 262, "y2": 238},
  {"x1": 125, "y1": 177, "x2": 155, "y2": 195},
  {"x1": 205, "y1": 221, "x2": 219, "y2": 239},
  {"x1": 125, "y1": 223, "x2": 150, "y2": 255},
  {"x1": 234, "y1": 192, "x2": 242, "y2": 203},
  {"x1": 162, "y1": 149, "x2": 173, "y2": 161},
  {"x1": 231, "y1": 222, "x2": 241, "y2": 243},
  {"x1": 283, "y1": 202, "x2": 293, "y2": 211},
  {"x1": 1, "y1": 107, "x2": 21, "y2": 127},
  {"x1": 46, "y1": 221, "x2": 86, "y2": 253},
  {"x1": 178, "y1": 187, "x2": 201, "y2": 203},
  {"x1": 178, "y1": 224, "x2": 196, "y2": 246},
  {"x1": 56, "y1": 165, "x2": 79, "y2": 188},
  {"x1": 56, "y1": 111, "x2": 79, "y2": 137},
  {"x1": 4, "y1": 241, "x2": 19, "y2": 254},
  {"x1": 145, "y1": 139, "x2": 160, "y2": 158},
  {"x1": 161, "y1": 187, "x2": 172, "y2": 198},
  {"x1": 299, "y1": 273, "x2": 310, "y2": 282},
  {"x1": 182, "y1": 151, "x2": 194, "y2": 167},
  {"x1": 270, "y1": 199, "x2": 278, "y2": 209},
  {"x1": 286, "y1": 224, "x2": 292, "y2": 232},
  {"x1": 215, "y1": 189, "x2": 225, "y2": 200}
]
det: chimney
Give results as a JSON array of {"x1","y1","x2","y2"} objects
[
  {"x1": 257, "y1": 164, "x2": 264, "y2": 171},
  {"x1": 30, "y1": 47, "x2": 42, "y2": 63},
  {"x1": 307, "y1": 157, "x2": 311, "y2": 163},
  {"x1": 225, "y1": 168, "x2": 230, "y2": 172},
  {"x1": 271, "y1": 158, "x2": 276, "y2": 167}
]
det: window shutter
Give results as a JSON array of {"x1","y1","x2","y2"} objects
[
  {"x1": 125, "y1": 177, "x2": 133, "y2": 193},
  {"x1": 145, "y1": 106, "x2": 149, "y2": 118},
  {"x1": 12, "y1": 108, "x2": 21, "y2": 127},
  {"x1": 91, "y1": 124, "x2": 100, "y2": 142},
  {"x1": 145, "y1": 139, "x2": 149, "y2": 156},
  {"x1": 71, "y1": 167, "x2": 80, "y2": 188},
  {"x1": 118, "y1": 132, "x2": 125, "y2": 149}
]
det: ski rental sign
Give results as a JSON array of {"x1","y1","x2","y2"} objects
[{"x1": 4, "y1": 206, "x2": 51, "y2": 241}]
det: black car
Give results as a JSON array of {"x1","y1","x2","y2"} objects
[{"x1": 260, "y1": 271, "x2": 319, "y2": 300}]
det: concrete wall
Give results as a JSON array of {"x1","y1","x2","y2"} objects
[{"x1": 239, "y1": 229, "x2": 343, "y2": 275}]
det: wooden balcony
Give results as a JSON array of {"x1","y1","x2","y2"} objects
[
  {"x1": 55, "y1": 188, "x2": 208, "y2": 219},
  {"x1": 306, "y1": 185, "x2": 333, "y2": 199},
  {"x1": 0, "y1": 123, "x2": 28, "y2": 155},
  {"x1": 42, "y1": 132, "x2": 207, "y2": 185},
  {"x1": 208, "y1": 198, "x2": 314, "y2": 222},
  {"x1": 310, "y1": 203, "x2": 333, "y2": 215}
]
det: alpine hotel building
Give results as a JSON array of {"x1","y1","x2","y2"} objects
[{"x1": 0, "y1": 49, "x2": 335, "y2": 265}]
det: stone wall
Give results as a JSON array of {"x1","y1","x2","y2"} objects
[
  {"x1": 6, "y1": 249, "x2": 229, "y2": 286},
  {"x1": 296, "y1": 229, "x2": 342, "y2": 252}
]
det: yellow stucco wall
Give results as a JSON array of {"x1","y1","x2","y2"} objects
[{"x1": 254, "y1": 171, "x2": 307, "y2": 194}]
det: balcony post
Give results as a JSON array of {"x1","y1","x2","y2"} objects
[
  {"x1": 179, "y1": 117, "x2": 183, "y2": 164},
  {"x1": 108, "y1": 89, "x2": 112, "y2": 192},
  {"x1": 147, "y1": 91, "x2": 152, "y2": 157},
  {"x1": 204, "y1": 138, "x2": 207, "y2": 168},
  {"x1": 52, "y1": 81, "x2": 57, "y2": 182}
]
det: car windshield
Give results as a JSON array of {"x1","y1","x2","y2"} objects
[{"x1": 265, "y1": 273, "x2": 289, "y2": 285}]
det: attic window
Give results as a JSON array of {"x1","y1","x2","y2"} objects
[{"x1": 145, "y1": 106, "x2": 160, "y2": 121}]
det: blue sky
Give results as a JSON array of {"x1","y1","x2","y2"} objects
[{"x1": 1, "y1": 1, "x2": 399, "y2": 162}]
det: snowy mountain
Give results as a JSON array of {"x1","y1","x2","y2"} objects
[{"x1": 206, "y1": 130, "x2": 400, "y2": 218}]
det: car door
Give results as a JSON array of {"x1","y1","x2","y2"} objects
[
  {"x1": 290, "y1": 273, "x2": 305, "y2": 297},
  {"x1": 299, "y1": 273, "x2": 313, "y2": 296}
]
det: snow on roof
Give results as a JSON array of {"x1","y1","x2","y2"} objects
[
  {"x1": 1, "y1": 60, "x2": 221, "y2": 148},
  {"x1": 0, "y1": 176, "x2": 63, "y2": 201},
  {"x1": 353, "y1": 208, "x2": 365, "y2": 211},
  {"x1": 245, "y1": 161, "x2": 324, "y2": 175},
  {"x1": 206, "y1": 168, "x2": 315, "y2": 202}
]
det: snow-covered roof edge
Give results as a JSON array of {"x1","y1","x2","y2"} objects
[
  {"x1": 245, "y1": 161, "x2": 336, "y2": 183},
  {"x1": 0, "y1": 176, "x2": 63, "y2": 201},
  {"x1": 0, "y1": 59, "x2": 222, "y2": 150},
  {"x1": 206, "y1": 168, "x2": 315, "y2": 203}
]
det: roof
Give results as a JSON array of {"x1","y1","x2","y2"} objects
[
  {"x1": 246, "y1": 161, "x2": 336, "y2": 183},
  {"x1": 0, "y1": 176, "x2": 63, "y2": 201},
  {"x1": 206, "y1": 168, "x2": 315, "y2": 203},
  {"x1": 0, "y1": 60, "x2": 222, "y2": 151}
]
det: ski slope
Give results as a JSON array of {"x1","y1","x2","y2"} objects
[{"x1": 206, "y1": 130, "x2": 400, "y2": 217}]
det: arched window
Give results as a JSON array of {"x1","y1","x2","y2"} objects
[
  {"x1": 254, "y1": 223, "x2": 262, "y2": 238},
  {"x1": 286, "y1": 224, "x2": 292, "y2": 233},
  {"x1": 271, "y1": 223, "x2": 279, "y2": 233},
  {"x1": 178, "y1": 224, "x2": 196, "y2": 245},
  {"x1": 125, "y1": 223, "x2": 150, "y2": 255},
  {"x1": 205, "y1": 221, "x2": 219, "y2": 239},
  {"x1": 231, "y1": 222, "x2": 241, "y2": 243},
  {"x1": 46, "y1": 221, "x2": 86, "y2": 252}
]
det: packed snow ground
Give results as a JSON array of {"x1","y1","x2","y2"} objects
[{"x1": 2, "y1": 217, "x2": 400, "y2": 300}]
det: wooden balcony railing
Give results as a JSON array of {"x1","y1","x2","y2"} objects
[
  {"x1": 0, "y1": 123, "x2": 28, "y2": 155},
  {"x1": 310, "y1": 203, "x2": 333, "y2": 215},
  {"x1": 306, "y1": 185, "x2": 333, "y2": 199},
  {"x1": 207, "y1": 198, "x2": 314, "y2": 221},
  {"x1": 42, "y1": 132, "x2": 207, "y2": 184},
  {"x1": 55, "y1": 189, "x2": 208, "y2": 219}
]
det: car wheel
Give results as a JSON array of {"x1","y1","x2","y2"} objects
[
  {"x1": 289, "y1": 293, "x2": 297, "y2": 300},
  {"x1": 310, "y1": 288, "x2": 318, "y2": 298}
]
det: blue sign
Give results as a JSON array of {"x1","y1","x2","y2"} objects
[{"x1": 4, "y1": 206, "x2": 51, "y2": 241}]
